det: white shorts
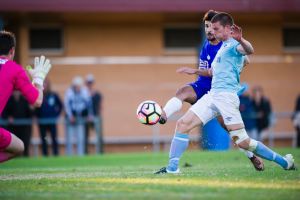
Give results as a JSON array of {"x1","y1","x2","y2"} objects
[{"x1": 190, "y1": 91, "x2": 244, "y2": 126}]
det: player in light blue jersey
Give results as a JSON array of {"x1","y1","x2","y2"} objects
[
  {"x1": 155, "y1": 11, "x2": 264, "y2": 174},
  {"x1": 155, "y1": 12, "x2": 295, "y2": 174},
  {"x1": 159, "y1": 10, "x2": 220, "y2": 124}
]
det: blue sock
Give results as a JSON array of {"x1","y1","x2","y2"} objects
[
  {"x1": 254, "y1": 141, "x2": 288, "y2": 169},
  {"x1": 167, "y1": 132, "x2": 189, "y2": 171}
]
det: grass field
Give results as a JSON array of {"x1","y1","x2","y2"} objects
[{"x1": 0, "y1": 148, "x2": 299, "y2": 200}]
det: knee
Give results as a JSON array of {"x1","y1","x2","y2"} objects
[
  {"x1": 175, "y1": 88, "x2": 186, "y2": 101},
  {"x1": 236, "y1": 138, "x2": 258, "y2": 152},
  {"x1": 237, "y1": 139, "x2": 250, "y2": 149},
  {"x1": 176, "y1": 118, "x2": 190, "y2": 133},
  {"x1": 7, "y1": 134, "x2": 24, "y2": 156},
  {"x1": 15, "y1": 141, "x2": 24, "y2": 156},
  {"x1": 10, "y1": 137, "x2": 24, "y2": 156},
  {"x1": 229, "y1": 129, "x2": 251, "y2": 149},
  {"x1": 175, "y1": 86, "x2": 194, "y2": 102}
]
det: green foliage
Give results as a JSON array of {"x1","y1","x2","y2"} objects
[{"x1": 0, "y1": 149, "x2": 299, "y2": 200}]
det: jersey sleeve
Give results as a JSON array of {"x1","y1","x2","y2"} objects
[
  {"x1": 14, "y1": 64, "x2": 39, "y2": 105},
  {"x1": 233, "y1": 42, "x2": 245, "y2": 56}
]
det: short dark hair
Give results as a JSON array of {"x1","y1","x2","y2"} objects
[
  {"x1": 203, "y1": 10, "x2": 219, "y2": 22},
  {"x1": 211, "y1": 12, "x2": 234, "y2": 27},
  {"x1": 0, "y1": 30, "x2": 16, "y2": 55}
]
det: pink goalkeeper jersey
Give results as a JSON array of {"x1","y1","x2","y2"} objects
[{"x1": 0, "y1": 57, "x2": 39, "y2": 115}]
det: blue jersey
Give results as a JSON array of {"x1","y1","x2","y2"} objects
[
  {"x1": 189, "y1": 39, "x2": 222, "y2": 100},
  {"x1": 197, "y1": 39, "x2": 223, "y2": 88},
  {"x1": 211, "y1": 38, "x2": 244, "y2": 93}
]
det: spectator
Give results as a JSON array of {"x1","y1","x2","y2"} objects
[
  {"x1": 292, "y1": 94, "x2": 300, "y2": 147},
  {"x1": 64, "y1": 76, "x2": 92, "y2": 156},
  {"x1": 239, "y1": 84, "x2": 258, "y2": 140},
  {"x1": 85, "y1": 74, "x2": 103, "y2": 154},
  {"x1": 2, "y1": 91, "x2": 34, "y2": 157},
  {"x1": 36, "y1": 79, "x2": 63, "y2": 156},
  {"x1": 252, "y1": 86, "x2": 272, "y2": 141}
]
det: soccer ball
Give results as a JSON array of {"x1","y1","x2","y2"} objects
[{"x1": 136, "y1": 100, "x2": 162, "y2": 125}]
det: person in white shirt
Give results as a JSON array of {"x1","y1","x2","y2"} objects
[{"x1": 64, "y1": 76, "x2": 92, "y2": 156}]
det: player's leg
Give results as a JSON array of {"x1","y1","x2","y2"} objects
[
  {"x1": 217, "y1": 93, "x2": 295, "y2": 170},
  {"x1": 0, "y1": 128, "x2": 24, "y2": 163},
  {"x1": 232, "y1": 135, "x2": 296, "y2": 170},
  {"x1": 217, "y1": 115, "x2": 264, "y2": 171},
  {"x1": 155, "y1": 111, "x2": 203, "y2": 174},
  {"x1": 155, "y1": 93, "x2": 216, "y2": 174},
  {"x1": 159, "y1": 84, "x2": 197, "y2": 124},
  {"x1": 167, "y1": 110, "x2": 203, "y2": 172}
]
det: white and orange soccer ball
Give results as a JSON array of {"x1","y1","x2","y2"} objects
[{"x1": 136, "y1": 100, "x2": 162, "y2": 125}]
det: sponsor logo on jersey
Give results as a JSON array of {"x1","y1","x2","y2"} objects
[{"x1": 199, "y1": 59, "x2": 209, "y2": 69}]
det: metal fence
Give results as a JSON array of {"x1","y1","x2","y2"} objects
[
  {"x1": 0, "y1": 111, "x2": 297, "y2": 156},
  {"x1": 0, "y1": 117, "x2": 103, "y2": 156}
]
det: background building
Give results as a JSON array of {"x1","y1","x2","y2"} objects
[{"x1": 1, "y1": 0, "x2": 300, "y2": 154}]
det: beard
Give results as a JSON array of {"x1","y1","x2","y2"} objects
[{"x1": 207, "y1": 35, "x2": 217, "y2": 42}]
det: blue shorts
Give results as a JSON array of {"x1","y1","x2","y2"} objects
[{"x1": 188, "y1": 81, "x2": 210, "y2": 101}]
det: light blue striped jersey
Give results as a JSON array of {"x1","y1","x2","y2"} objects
[{"x1": 211, "y1": 38, "x2": 244, "y2": 93}]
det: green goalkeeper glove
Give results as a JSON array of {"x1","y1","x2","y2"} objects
[{"x1": 26, "y1": 55, "x2": 52, "y2": 86}]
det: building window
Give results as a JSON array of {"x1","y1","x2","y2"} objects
[
  {"x1": 29, "y1": 26, "x2": 63, "y2": 54},
  {"x1": 283, "y1": 27, "x2": 300, "y2": 51},
  {"x1": 164, "y1": 25, "x2": 202, "y2": 51}
]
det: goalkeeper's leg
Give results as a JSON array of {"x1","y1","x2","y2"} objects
[{"x1": 0, "y1": 128, "x2": 24, "y2": 163}]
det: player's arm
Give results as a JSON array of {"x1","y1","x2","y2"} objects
[
  {"x1": 32, "y1": 84, "x2": 44, "y2": 107},
  {"x1": 243, "y1": 55, "x2": 250, "y2": 67},
  {"x1": 26, "y1": 56, "x2": 52, "y2": 107},
  {"x1": 176, "y1": 66, "x2": 212, "y2": 77},
  {"x1": 231, "y1": 24, "x2": 254, "y2": 55}
]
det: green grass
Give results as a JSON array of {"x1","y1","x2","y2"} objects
[{"x1": 0, "y1": 148, "x2": 300, "y2": 200}]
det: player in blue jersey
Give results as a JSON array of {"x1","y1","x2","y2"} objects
[
  {"x1": 155, "y1": 12, "x2": 296, "y2": 174},
  {"x1": 157, "y1": 10, "x2": 264, "y2": 172},
  {"x1": 159, "y1": 10, "x2": 221, "y2": 124}
]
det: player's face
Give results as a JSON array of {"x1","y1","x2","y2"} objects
[
  {"x1": 212, "y1": 21, "x2": 231, "y2": 41},
  {"x1": 211, "y1": 21, "x2": 224, "y2": 41},
  {"x1": 204, "y1": 21, "x2": 216, "y2": 41}
]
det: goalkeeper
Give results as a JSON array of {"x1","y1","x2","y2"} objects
[{"x1": 0, "y1": 30, "x2": 52, "y2": 163}]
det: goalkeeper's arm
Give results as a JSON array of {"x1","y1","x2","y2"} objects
[
  {"x1": 27, "y1": 55, "x2": 52, "y2": 107},
  {"x1": 32, "y1": 84, "x2": 44, "y2": 107}
]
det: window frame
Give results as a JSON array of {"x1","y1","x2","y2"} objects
[
  {"x1": 282, "y1": 24, "x2": 300, "y2": 53},
  {"x1": 163, "y1": 23, "x2": 202, "y2": 54},
  {"x1": 28, "y1": 24, "x2": 64, "y2": 56}
]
